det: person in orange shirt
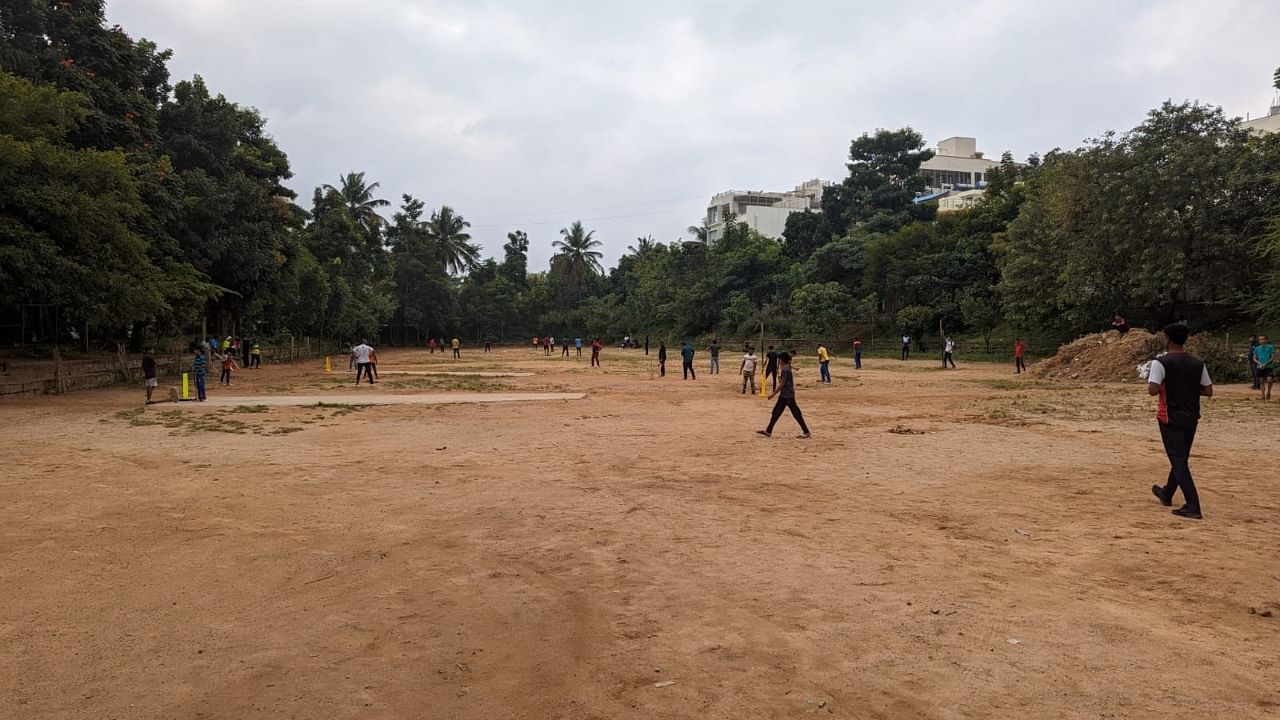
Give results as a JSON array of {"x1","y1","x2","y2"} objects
[{"x1": 1014, "y1": 338, "x2": 1027, "y2": 374}]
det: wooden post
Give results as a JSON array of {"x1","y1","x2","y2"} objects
[
  {"x1": 53, "y1": 346, "x2": 64, "y2": 395},
  {"x1": 116, "y1": 343, "x2": 132, "y2": 383}
]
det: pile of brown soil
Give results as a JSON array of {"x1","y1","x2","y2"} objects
[{"x1": 1032, "y1": 330, "x2": 1166, "y2": 383}]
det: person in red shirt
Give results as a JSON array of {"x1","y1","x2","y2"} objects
[
  {"x1": 852, "y1": 337, "x2": 862, "y2": 369},
  {"x1": 591, "y1": 338, "x2": 602, "y2": 367},
  {"x1": 428, "y1": 337, "x2": 437, "y2": 354},
  {"x1": 1014, "y1": 338, "x2": 1027, "y2": 374}
]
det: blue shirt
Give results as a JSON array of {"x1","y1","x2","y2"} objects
[
  {"x1": 193, "y1": 354, "x2": 208, "y2": 376},
  {"x1": 1255, "y1": 343, "x2": 1276, "y2": 368},
  {"x1": 575, "y1": 337, "x2": 582, "y2": 348},
  {"x1": 681, "y1": 345, "x2": 694, "y2": 362}
]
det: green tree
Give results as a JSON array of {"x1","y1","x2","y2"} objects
[
  {"x1": 426, "y1": 205, "x2": 479, "y2": 276},
  {"x1": 896, "y1": 305, "x2": 936, "y2": 352},
  {"x1": 322, "y1": 172, "x2": 389, "y2": 233},
  {"x1": 0, "y1": 73, "x2": 215, "y2": 328},
  {"x1": 959, "y1": 289, "x2": 1001, "y2": 351},
  {"x1": 822, "y1": 128, "x2": 936, "y2": 236},
  {"x1": 791, "y1": 282, "x2": 854, "y2": 336},
  {"x1": 554, "y1": 221, "x2": 604, "y2": 297},
  {"x1": 501, "y1": 229, "x2": 529, "y2": 287}
]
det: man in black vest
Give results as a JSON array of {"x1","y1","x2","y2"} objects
[{"x1": 1147, "y1": 323, "x2": 1213, "y2": 520}]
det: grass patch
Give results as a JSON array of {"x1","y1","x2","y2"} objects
[
  {"x1": 229, "y1": 404, "x2": 270, "y2": 414},
  {"x1": 313, "y1": 402, "x2": 363, "y2": 416}
]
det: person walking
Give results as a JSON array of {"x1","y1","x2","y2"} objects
[
  {"x1": 562, "y1": 337, "x2": 571, "y2": 357},
  {"x1": 591, "y1": 338, "x2": 602, "y2": 367},
  {"x1": 1254, "y1": 334, "x2": 1275, "y2": 401},
  {"x1": 681, "y1": 342, "x2": 696, "y2": 380},
  {"x1": 1148, "y1": 323, "x2": 1213, "y2": 519},
  {"x1": 741, "y1": 347, "x2": 758, "y2": 394},
  {"x1": 1014, "y1": 338, "x2": 1027, "y2": 374},
  {"x1": 708, "y1": 339, "x2": 721, "y2": 375},
  {"x1": 575, "y1": 336, "x2": 583, "y2": 357},
  {"x1": 250, "y1": 341, "x2": 262, "y2": 369},
  {"x1": 943, "y1": 337, "x2": 957, "y2": 369},
  {"x1": 192, "y1": 347, "x2": 208, "y2": 401},
  {"x1": 369, "y1": 347, "x2": 379, "y2": 380},
  {"x1": 352, "y1": 339, "x2": 375, "y2": 385},
  {"x1": 451, "y1": 337, "x2": 461, "y2": 359},
  {"x1": 657, "y1": 341, "x2": 667, "y2": 376},
  {"x1": 852, "y1": 337, "x2": 862, "y2": 369},
  {"x1": 817, "y1": 342, "x2": 832, "y2": 383},
  {"x1": 543, "y1": 336, "x2": 551, "y2": 356},
  {"x1": 757, "y1": 352, "x2": 811, "y2": 438},
  {"x1": 901, "y1": 334, "x2": 911, "y2": 361},
  {"x1": 142, "y1": 348, "x2": 158, "y2": 403},
  {"x1": 765, "y1": 345, "x2": 779, "y2": 391},
  {"x1": 218, "y1": 349, "x2": 237, "y2": 385}
]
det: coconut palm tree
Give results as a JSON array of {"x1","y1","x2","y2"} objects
[
  {"x1": 426, "y1": 205, "x2": 479, "y2": 275},
  {"x1": 554, "y1": 221, "x2": 604, "y2": 296},
  {"x1": 686, "y1": 223, "x2": 709, "y2": 243},
  {"x1": 322, "y1": 172, "x2": 389, "y2": 232},
  {"x1": 627, "y1": 235, "x2": 656, "y2": 255}
]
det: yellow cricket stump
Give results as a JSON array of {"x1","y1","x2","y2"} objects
[
  {"x1": 324, "y1": 355, "x2": 333, "y2": 372},
  {"x1": 181, "y1": 372, "x2": 190, "y2": 400},
  {"x1": 759, "y1": 374, "x2": 766, "y2": 398}
]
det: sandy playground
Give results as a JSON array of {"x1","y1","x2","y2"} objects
[{"x1": 1, "y1": 346, "x2": 1278, "y2": 719}]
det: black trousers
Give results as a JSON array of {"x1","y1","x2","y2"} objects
[
  {"x1": 219, "y1": 368, "x2": 231, "y2": 384},
  {"x1": 453, "y1": 348, "x2": 460, "y2": 358},
  {"x1": 767, "y1": 396, "x2": 809, "y2": 434},
  {"x1": 355, "y1": 362, "x2": 374, "y2": 384},
  {"x1": 659, "y1": 359, "x2": 665, "y2": 376},
  {"x1": 1159, "y1": 421, "x2": 1200, "y2": 511},
  {"x1": 766, "y1": 365, "x2": 777, "y2": 391},
  {"x1": 683, "y1": 361, "x2": 695, "y2": 379},
  {"x1": 902, "y1": 345, "x2": 910, "y2": 361},
  {"x1": 1015, "y1": 356, "x2": 1026, "y2": 373},
  {"x1": 250, "y1": 355, "x2": 261, "y2": 368},
  {"x1": 943, "y1": 352, "x2": 955, "y2": 368}
]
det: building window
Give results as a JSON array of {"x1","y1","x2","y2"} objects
[{"x1": 921, "y1": 169, "x2": 974, "y2": 187}]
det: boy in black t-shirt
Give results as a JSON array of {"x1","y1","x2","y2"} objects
[{"x1": 1147, "y1": 323, "x2": 1213, "y2": 520}]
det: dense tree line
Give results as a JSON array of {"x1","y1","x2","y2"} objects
[{"x1": 3, "y1": 5, "x2": 1278, "y2": 351}]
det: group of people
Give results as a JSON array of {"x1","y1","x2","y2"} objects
[
  {"x1": 532, "y1": 336, "x2": 602, "y2": 366},
  {"x1": 175, "y1": 336, "x2": 263, "y2": 402},
  {"x1": 426, "y1": 337, "x2": 463, "y2": 358}
]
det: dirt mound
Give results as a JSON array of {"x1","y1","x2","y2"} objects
[{"x1": 1032, "y1": 330, "x2": 1165, "y2": 383}]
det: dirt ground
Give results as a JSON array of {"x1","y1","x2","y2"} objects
[{"x1": 2, "y1": 346, "x2": 1278, "y2": 719}]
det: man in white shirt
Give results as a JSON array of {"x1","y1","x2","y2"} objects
[
  {"x1": 901, "y1": 335, "x2": 911, "y2": 361},
  {"x1": 740, "y1": 348, "x2": 759, "y2": 395},
  {"x1": 943, "y1": 337, "x2": 957, "y2": 369},
  {"x1": 352, "y1": 339, "x2": 375, "y2": 385}
]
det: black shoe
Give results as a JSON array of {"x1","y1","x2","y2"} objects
[
  {"x1": 1172, "y1": 506, "x2": 1203, "y2": 520},
  {"x1": 1151, "y1": 485, "x2": 1171, "y2": 506}
]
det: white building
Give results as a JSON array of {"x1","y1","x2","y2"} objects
[
  {"x1": 703, "y1": 179, "x2": 825, "y2": 242},
  {"x1": 1242, "y1": 95, "x2": 1280, "y2": 135},
  {"x1": 919, "y1": 136, "x2": 1000, "y2": 191}
]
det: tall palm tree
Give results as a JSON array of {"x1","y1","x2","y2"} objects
[
  {"x1": 627, "y1": 234, "x2": 656, "y2": 255},
  {"x1": 425, "y1": 205, "x2": 479, "y2": 275},
  {"x1": 554, "y1": 221, "x2": 604, "y2": 296},
  {"x1": 322, "y1": 172, "x2": 389, "y2": 231},
  {"x1": 687, "y1": 224, "x2": 709, "y2": 243}
]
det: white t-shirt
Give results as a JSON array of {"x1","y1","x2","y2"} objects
[
  {"x1": 902, "y1": 335, "x2": 911, "y2": 344},
  {"x1": 352, "y1": 344, "x2": 373, "y2": 363},
  {"x1": 945, "y1": 340, "x2": 955, "y2": 352},
  {"x1": 1148, "y1": 359, "x2": 1211, "y2": 386},
  {"x1": 742, "y1": 354, "x2": 758, "y2": 373}
]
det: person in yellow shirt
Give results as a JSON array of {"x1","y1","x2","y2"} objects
[
  {"x1": 817, "y1": 342, "x2": 832, "y2": 384},
  {"x1": 451, "y1": 337, "x2": 461, "y2": 359}
]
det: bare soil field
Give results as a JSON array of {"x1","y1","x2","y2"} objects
[{"x1": 2, "y1": 347, "x2": 1278, "y2": 719}]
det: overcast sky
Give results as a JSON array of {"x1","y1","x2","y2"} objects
[{"x1": 107, "y1": 0, "x2": 1280, "y2": 271}]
